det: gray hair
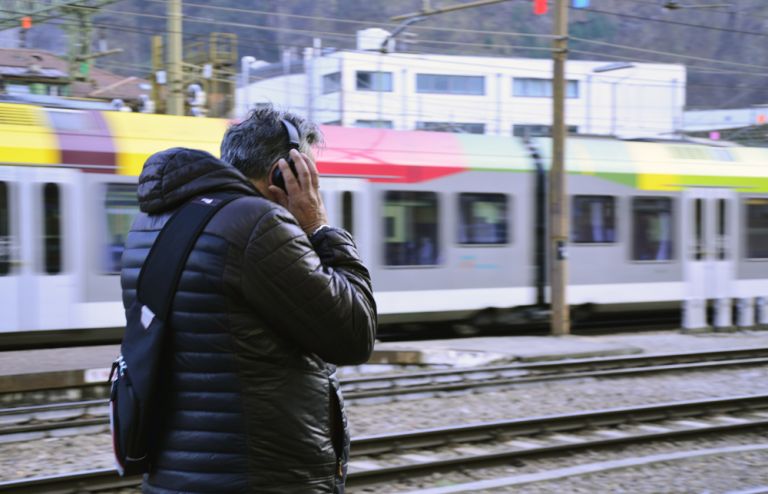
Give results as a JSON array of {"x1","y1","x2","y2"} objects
[{"x1": 220, "y1": 105, "x2": 322, "y2": 180}]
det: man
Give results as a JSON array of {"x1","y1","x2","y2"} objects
[{"x1": 121, "y1": 106, "x2": 377, "y2": 493}]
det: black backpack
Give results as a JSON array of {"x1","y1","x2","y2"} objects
[{"x1": 109, "y1": 193, "x2": 237, "y2": 476}]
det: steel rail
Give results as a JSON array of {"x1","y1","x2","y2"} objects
[
  {"x1": 345, "y1": 393, "x2": 768, "y2": 487},
  {"x1": 350, "y1": 393, "x2": 768, "y2": 455},
  {"x1": 2, "y1": 394, "x2": 767, "y2": 492},
  {"x1": 3, "y1": 348, "x2": 768, "y2": 436}
]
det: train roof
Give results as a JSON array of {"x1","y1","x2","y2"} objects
[{"x1": 0, "y1": 103, "x2": 767, "y2": 191}]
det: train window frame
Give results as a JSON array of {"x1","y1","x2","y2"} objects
[
  {"x1": 745, "y1": 197, "x2": 768, "y2": 260},
  {"x1": 0, "y1": 181, "x2": 12, "y2": 276},
  {"x1": 457, "y1": 193, "x2": 510, "y2": 246},
  {"x1": 630, "y1": 196, "x2": 675, "y2": 263},
  {"x1": 381, "y1": 190, "x2": 441, "y2": 268},
  {"x1": 42, "y1": 182, "x2": 63, "y2": 274},
  {"x1": 342, "y1": 191, "x2": 354, "y2": 235},
  {"x1": 102, "y1": 183, "x2": 139, "y2": 274},
  {"x1": 571, "y1": 195, "x2": 617, "y2": 245}
]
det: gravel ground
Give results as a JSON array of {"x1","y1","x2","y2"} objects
[
  {"x1": 353, "y1": 434, "x2": 768, "y2": 494},
  {"x1": 347, "y1": 366, "x2": 768, "y2": 436},
  {"x1": 2, "y1": 366, "x2": 768, "y2": 484}
]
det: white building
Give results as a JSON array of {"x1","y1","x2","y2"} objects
[
  {"x1": 238, "y1": 30, "x2": 686, "y2": 139},
  {"x1": 683, "y1": 105, "x2": 768, "y2": 134}
]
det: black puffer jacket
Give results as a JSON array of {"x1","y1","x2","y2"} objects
[{"x1": 120, "y1": 148, "x2": 377, "y2": 493}]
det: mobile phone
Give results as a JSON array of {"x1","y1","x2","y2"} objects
[{"x1": 271, "y1": 119, "x2": 301, "y2": 192}]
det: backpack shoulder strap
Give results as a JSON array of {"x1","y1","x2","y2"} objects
[{"x1": 137, "y1": 193, "x2": 239, "y2": 321}]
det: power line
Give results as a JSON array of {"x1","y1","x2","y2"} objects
[
  {"x1": 90, "y1": 6, "x2": 768, "y2": 74},
  {"x1": 575, "y1": 4, "x2": 768, "y2": 38},
  {"x1": 570, "y1": 36, "x2": 768, "y2": 72},
  {"x1": 142, "y1": 0, "x2": 559, "y2": 41},
  {"x1": 613, "y1": 0, "x2": 768, "y2": 21},
  {"x1": 36, "y1": 15, "x2": 768, "y2": 96}
]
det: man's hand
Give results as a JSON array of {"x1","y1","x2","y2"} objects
[{"x1": 267, "y1": 149, "x2": 329, "y2": 236}]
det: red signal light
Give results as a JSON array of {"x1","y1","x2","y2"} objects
[
  {"x1": 534, "y1": 0, "x2": 548, "y2": 15},
  {"x1": 21, "y1": 16, "x2": 32, "y2": 30}
]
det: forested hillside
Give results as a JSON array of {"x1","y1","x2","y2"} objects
[{"x1": 22, "y1": 0, "x2": 768, "y2": 109}]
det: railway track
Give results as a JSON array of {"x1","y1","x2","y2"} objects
[
  {"x1": 2, "y1": 394, "x2": 767, "y2": 493},
  {"x1": 2, "y1": 347, "x2": 768, "y2": 438}
]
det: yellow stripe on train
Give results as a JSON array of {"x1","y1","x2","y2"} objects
[
  {"x1": 0, "y1": 103, "x2": 59, "y2": 166},
  {"x1": 102, "y1": 112, "x2": 229, "y2": 176}
]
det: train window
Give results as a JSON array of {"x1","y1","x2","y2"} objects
[
  {"x1": 0, "y1": 182, "x2": 10, "y2": 276},
  {"x1": 717, "y1": 199, "x2": 727, "y2": 260},
  {"x1": 572, "y1": 196, "x2": 616, "y2": 243},
  {"x1": 383, "y1": 191, "x2": 440, "y2": 266},
  {"x1": 632, "y1": 197, "x2": 674, "y2": 261},
  {"x1": 104, "y1": 184, "x2": 139, "y2": 273},
  {"x1": 43, "y1": 183, "x2": 62, "y2": 274},
  {"x1": 458, "y1": 193, "x2": 508, "y2": 245},
  {"x1": 342, "y1": 191, "x2": 354, "y2": 235},
  {"x1": 693, "y1": 199, "x2": 705, "y2": 260},
  {"x1": 746, "y1": 198, "x2": 768, "y2": 259}
]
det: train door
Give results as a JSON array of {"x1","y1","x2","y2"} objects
[
  {"x1": 0, "y1": 167, "x2": 82, "y2": 331},
  {"x1": 682, "y1": 188, "x2": 736, "y2": 328},
  {"x1": 317, "y1": 178, "x2": 372, "y2": 264},
  {"x1": 0, "y1": 168, "x2": 21, "y2": 331}
]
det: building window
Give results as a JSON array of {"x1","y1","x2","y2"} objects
[
  {"x1": 6, "y1": 83, "x2": 30, "y2": 95},
  {"x1": 746, "y1": 198, "x2": 768, "y2": 259},
  {"x1": 354, "y1": 119, "x2": 393, "y2": 129},
  {"x1": 0, "y1": 182, "x2": 10, "y2": 276},
  {"x1": 572, "y1": 196, "x2": 616, "y2": 243},
  {"x1": 383, "y1": 191, "x2": 439, "y2": 266},
  {"x1": 356, "y1": 71, "x2": 393, "y2": 92},
  {"x1": 43, "y1": 183, "x2": 62, "y2": 274},
  {"x1": 322, "y1": 72, "x2": 341, "y2": 94},
  {"x1": 104, "y1": 184, "x2": 139, "y2": 273},
  {"x1": 416, "y1": 121, "x2": 485, "y2": 134},
  {"x1": 416, "y1": 74, "x2": 485, "y2": 95},
  {"x1": 458, "y1": 193, "x2": 508, "y2": 245},
  {"x1": 513, "y1": 124, "x2": 578, "y2": 137},
  {"x1": 632, "y1": 197, "x2": 674, "y2": 261},
  {"x1": 513, "y1": 78, "x2": 579, "y2": 98}
]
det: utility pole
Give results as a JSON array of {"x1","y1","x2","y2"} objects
[
  {"x1": 393, "y1": 0, "x2": 571, "y2": 335},
  {"x1": 166, "y1": 0, "x2": 184, "y2": 115},
  {"x1": 550, "y1": 0, "x2": 570, "y2": 335}
]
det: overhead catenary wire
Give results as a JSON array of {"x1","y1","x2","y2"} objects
[
  {"x1": 1, "y1": 2, "x2": 742, "y2": 86},
  {"x1": 91, "y1": 6, "x2": 768, "y2": 74},
  {"x1": 608, "y1": 0, "x2": 768, "y2": 23},
  {"x1": 8, "y1": 0, "x2": 768, "y2": 76},
  {"x1": 138, "y1": 0, "x2": 768, "y2": 39},
  {"x1": 8, "y1": 1, "x2": 763, "y2": 118}
]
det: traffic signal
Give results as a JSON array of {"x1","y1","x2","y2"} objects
[{"x1": 533, "y1": 0, "x2": 589, "y2": 15}]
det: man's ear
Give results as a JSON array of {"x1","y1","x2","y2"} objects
[{"x1": 249, "y1": 177, "x2": 271, "y2": 197}]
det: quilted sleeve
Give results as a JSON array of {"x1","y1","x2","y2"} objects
[{"x1": 241, "y1": 207, "x2": 377, "y2": 365}]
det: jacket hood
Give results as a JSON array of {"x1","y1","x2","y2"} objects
[{"x1": 137, "y1": 147, "x2": 257, "y2": 214}]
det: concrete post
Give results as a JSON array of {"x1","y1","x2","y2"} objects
[
  {"x1": 713, "y1": 298, "x2": 732, "y2": 330},
  {"x1": 736, "y1": 298, "x2": 755, "y2": 329},
  {"x1": 756, "y1": 297, "x2": 768, "y2": 328},
  {"x1": 682, "y1": 298, "x2": 707, "y2": 330}
]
